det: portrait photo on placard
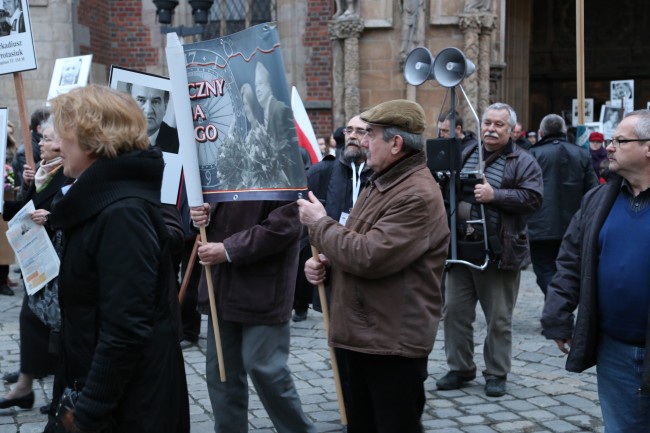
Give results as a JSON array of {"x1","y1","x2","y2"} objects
[
  {"x1": 572, "y1": 98, "x2": 594, "y2": 126},
  {"x1": 109, "y1": 66, "x2": 181, "y2": 205},
  {"x1": 610, "y1": 79, "x2": 634, "y2": 113},
  {"x1": 46, "y1": 55, "x2": 93, "y2": 100},
  {"x1": 600, "y1": 105, "x2": 623, "y2": 139}
]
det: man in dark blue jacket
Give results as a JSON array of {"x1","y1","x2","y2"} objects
[
  {"x1": 542, "y1": 109, "x2": 650, "y2": 432},
  {"x1": 292, "y1": 114, "x2": 373, "y2": 321},
  {"x1": 527, "y1": 114, "x2": 598, "y2": 296}
]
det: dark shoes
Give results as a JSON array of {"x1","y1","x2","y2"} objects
[
  {"x1": 484, "y1": 376, "x2": 507, "y2": 397},
  {"x1": 0, "y1": 391, "x2": 34, "y2": 409},
  {"x1": 436, "y1": 372, "x2": 476, "y2": 390},
  {"x1": 292, "y1": 309, "x2": 308, "y2": 322},
  {"x1": 40, "y1": 403, "x2": 51, "y2": 415},
  {"x1": 0, "y1": 284, "x2": 14, "y2": 296}
]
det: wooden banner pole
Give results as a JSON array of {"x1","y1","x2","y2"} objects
[
  {"x1": 311, "y1": 246, "x2": 347, "y2": 426},
  {"x1": 576, "y1": 0, "x2": 585, "y2": 125},
  {"x1": 178, "y1": 235, "x2": 199, "y2": 304},
  {"x1": 200, "y1": 226, "x2": 226, "y2": 382},
  {"x1": 13, "y1": 72, "x2": 34, "y2": 169}
]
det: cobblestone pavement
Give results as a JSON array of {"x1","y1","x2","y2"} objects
[{"x1": 0, "y1": 269, "x2": 604, "y2": 432}]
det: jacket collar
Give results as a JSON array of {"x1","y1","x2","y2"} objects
[
  {"x1": 536, "y1": 132, "x2": 567, "y2": 146},
  {"x1": 370, "y1": 151, "x2": 427, "y2": 193},
  {"x1": 50, "y1": 148, "x2": 163, "y2": 230}
]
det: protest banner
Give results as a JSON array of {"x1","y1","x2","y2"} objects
[
  {"x1": 109, "y1": 66, "x2": 183, "y2": 205},
  {"x1": 47, "y1": 54, "x2": 93, "y2": 100},
  {"x1": 166, "y1": 33, "x2": 225, "y2": 382},
  {"x1": 181, "y1": 23, "x2": 307, "y2": 202},
  {"x1": 292, "y1": 86, "x2": 322, "y2": 164},
  {"x1": 0, "y1": 0, "x2": 38, "y2": 169}
]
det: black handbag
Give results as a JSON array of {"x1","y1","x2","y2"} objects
[
  {"x1": 44, "y1": 387, "x2": 79, "y2": 433},
  {"x1": 28, "y1": 231, "x2": 63, "y2": 331}
]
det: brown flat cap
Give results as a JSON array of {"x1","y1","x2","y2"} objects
[{"x1": 360, "y1": 99, "x2": 426, "y2": 134}]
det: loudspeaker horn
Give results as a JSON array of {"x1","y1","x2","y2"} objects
[
  {"x1": 404, "y1": 47, "x2": 436, "y2": 86},
  {"x1": 432, "y1": 47, "x2": 476, "y2": 88}
]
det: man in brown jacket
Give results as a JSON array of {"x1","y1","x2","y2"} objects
[{"x1": 299, "y1": 99, "x2": 449, "y2": 433}]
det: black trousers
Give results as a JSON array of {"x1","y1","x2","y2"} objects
[
  {"x1": 529, "y1": 239, "x2": 562, "y2": 296},
  {"x1": 341, "y1": 349, "x2": 427, "y2": 433},
  {"x1": 180, "y1": 238, "x2": 201, "y2": 342}
]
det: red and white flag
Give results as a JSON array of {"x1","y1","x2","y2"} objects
[{"x1": 291, "y1": 87, "x2": 322, "y2": 164}]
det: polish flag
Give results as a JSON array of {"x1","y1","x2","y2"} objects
[{"x1": 291, "y1": 87, "x2": 322, "y2": 164}]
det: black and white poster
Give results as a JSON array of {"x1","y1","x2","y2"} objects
[
  {"x1": 47, "y1": 55, "x2": 93, "y2": 100},
  {"x1": 109, "y1": 66, "x2": 182, "y2": 205},
  {"x1": 0, "y1": 0, "x2": 36, "y2": 75}
]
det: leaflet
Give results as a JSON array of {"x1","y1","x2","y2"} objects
[{"x1": 6, "y1": 200, "x2": 59, "y2": 295}]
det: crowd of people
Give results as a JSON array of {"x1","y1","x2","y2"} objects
[{"x1": 0, "y1": 84, "x2": 648, "y2": 432}]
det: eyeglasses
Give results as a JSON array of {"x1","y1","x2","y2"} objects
[
  {"x1": 40, "y1": 135, "x2": 56, "y2": 143},
  {"x1": 343, "y1": 127, "x2": 368, "y2": 137},
  {"x1": 604, "y1": 138, "x2": 650, "y2": 148}
]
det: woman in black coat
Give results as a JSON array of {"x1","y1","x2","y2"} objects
[
  {"x1": 0, "y1": 119, "x2": 69, "y2": 411},
  {"x1": 46, "y1": 85, "x2": 189, "y2": 433}
]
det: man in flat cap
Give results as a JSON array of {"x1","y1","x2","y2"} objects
[
  {"x1": 298, "y1": 99, "x2": 449, "y2": 432},
  {"x1": 436, "y1": 102, "x2": 543, "y2": 397}
]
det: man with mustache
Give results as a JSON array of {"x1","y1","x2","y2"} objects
[
  {"x1": 542, "y1": 110, "x2": 650, "y2": 431},
  {"x1": 292, "y1": 115, "x2": 372, "y2": 323},
  {"x1": 436, "y1": 102, "x2": 543, "y2": 397}
]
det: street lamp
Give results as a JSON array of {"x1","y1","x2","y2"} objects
[
  {"x1": 153, "y1": 0, "x2": 212, "y2": 37},
  {"x1": 188, "y1": 0, "x2": 214, "y2": 25},
  {"x1": 152, "y1": 0, "x2": 179, "y2": 25}
]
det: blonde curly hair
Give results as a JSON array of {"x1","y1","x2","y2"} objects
[{"x1": 50, "y1": 84, "x2": 150, "y2": 158}]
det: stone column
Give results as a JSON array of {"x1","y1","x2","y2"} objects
[
  {"x1": 458, "y1": 14, "x2": 481, "y2": 132},
  {"x1": 478, "y1": 14, "x2": 497, "y2": 115},
  {"x1": 459, "y1": 12, "x2": 496, "y2": 132},
  {"x1": 329, "y1": 17, "x2": 364, "y2": 127}
]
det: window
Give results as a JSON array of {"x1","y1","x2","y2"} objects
[{"x1": 203, "y1": 0, "x2": 274, "y2": 39}]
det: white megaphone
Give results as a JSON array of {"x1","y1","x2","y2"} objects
[
  {"x1": 404, "y1": 47, "x2": 436, "y2": 86},
  {"x1": 432, "y1": 47, "x2": 476, "y2": 88}
]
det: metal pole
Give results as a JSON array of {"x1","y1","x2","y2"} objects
[{"x1": 448, "y1": 87, "x2": 458, "y2": 260}]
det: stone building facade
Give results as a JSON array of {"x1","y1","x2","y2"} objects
[
  {"x1": 1, "y1": 0, "x2": 649, "y2": 144},
  {"x1": 0, "y1": 0, "x2": 504, "y2": 143}
]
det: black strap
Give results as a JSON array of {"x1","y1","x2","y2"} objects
[
  {"x1": 461, "y1": 143, "x2": 507, "y2": 171},
  {"x1": 458, "y1": 144, "x2": 505, "y2": 257}
]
